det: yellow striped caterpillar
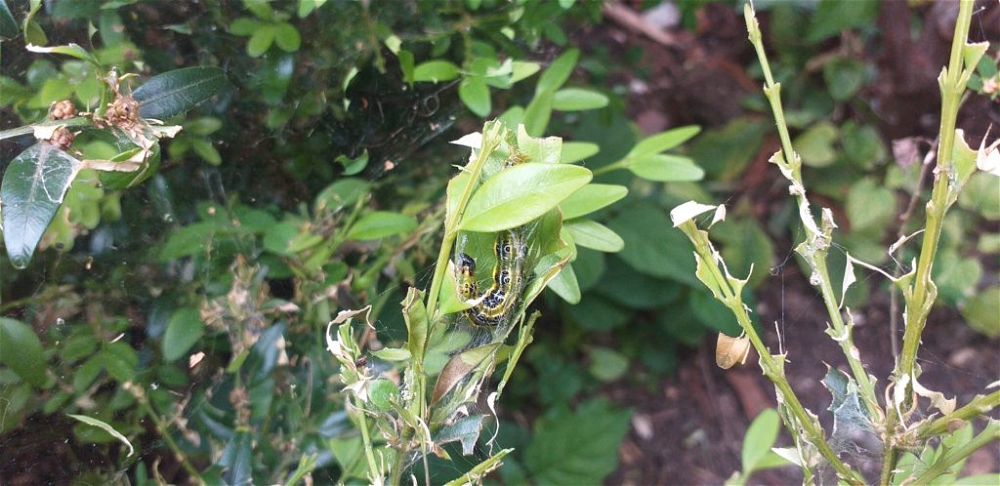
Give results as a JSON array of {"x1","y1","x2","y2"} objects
[{"x1": 456, "y1": 229, "x2": 527, "y2": 327}]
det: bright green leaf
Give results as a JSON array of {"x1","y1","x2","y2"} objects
[
  {"x1": 560, "y1": 142, "x2": 599, "y2": 164},
  {"x1": 273, "y1": 22, "x2": 301, "y2": 52},
  {"x1": 247, "y1": 25, "x2": 276, "y2": 57},
  {"x1": 793, "y1": 122, "x2": 839, "y2": 167},
  {"x1": 560, "y1": 183, "x2": 627, "y2": 220},
  {"x1": 461, "y1": 163, "x2": 592, "y2": 232},
  {"x1": 552, "y1": 88, "x2": 608, "y2": 111},
  {"x1": 522, "y1": 90, "x2": 554, "y2": 137},
  {"x1": 629, "y1": 126, "x2": 701, "y2": 156},
  {"x1": 536, "y1": 49, "x2": 579, "y2": 94},
  {"x1": 565, "y1": 220, "x2": 624, "y2": 252},
  {"x1": 459, "y1": 77, "x2": 491, "y2": 117},
  {"x1": 627, "y1": 154, "x2": 704, "y2": 182},
  {"x1": 846, "y1": 178, "x2": 896, "y2": 232},
  {"x1": 742, "y1": 409, "x2": 781, "y2": 472},
  {"x1": 961, "y1": 286, "x2": 1000, "y2": 338},
  {"x1": 413, "y1": 60, "x2": 461, "y2": 83}
]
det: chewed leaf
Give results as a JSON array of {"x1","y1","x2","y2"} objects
[
  {"x1": 68, "y1": 414, "x2": 134, "y2": 457},
  {"x1": 435, "y1": 415, "x2": 485, "y2": 456},
  {"x1": 0, "y1": 143, "x2": 82, "y2": 268},
  {"x1": 670, "y1": 201, "x2": 717, "y2": 227},
  {"x1": 133, "y1": 67, "x2": 231, "y2": 120},
  {"x1": 822, "y1": 368, "x2": 880, "y2": 456},
  {"x1": 913, "y1": 376, "x2": 956, "y2": 415},
  {"x1": 431, "y1": 343, "x2": 500, "y2": 404}
]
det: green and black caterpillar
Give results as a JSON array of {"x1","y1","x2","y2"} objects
[{"x1": 456, "y1": 229, "x2": 527, "y2": 327}]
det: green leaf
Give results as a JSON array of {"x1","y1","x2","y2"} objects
[
  {"x1": 25, "y1": 43, "x2": 100, "y2": 65},
  {"x1": 846, "y1": 178, "x2": 896, "y2": 232},
  {"x1": 68, "y1": 414, "x2": 134, "y2": 456},
  {"x1": 587, "y1": 347, "x2": 628, "y2": 382},
  {"x1": 607, "y1": 201, "x2": 697, "y2": 286},
  {"x1": 412, "y1": 60, "x2": 460, "y2": 83},
  {"x1": 273, "y1": 22, "x2": 301, "y2": 52},
  {"x1": 689, "y1": 118, "x2": 767, "y2": 181},
  {"x1": 314, "y1": 178, "x2": 370, "y2": 213},
  {"x1": 626, "y1": 154, "x2": 704, "y2": 182},
  {"x1": 712, "y1": 219, "x2": 773, "y2": 288},
  {"x1": 229, "y1": 17, "x2": 259, "y2": 36},
  {"x1": 545, "y1": 257, "x2": 581, "y2": 304},
  {"x1": 560, "y1": 141, "x2": 599, "y2": 164},
  {"x1": 522, "y1": 89, "x2": 554, "y2": 137},
  {"x1": 824, "y1": 57, "x2": 866, "y2": 101},
  {"x1": 0, "y1": 318, "x2": 47, "y2": 387},
  {"x1": 1, "y1": 143, "x2": 82, "y2": 268},
  {"x1": 961, "y1": 286, "x2": 1000, "y2": 338},
  {"x1": 536, "y1": 49, "x2": 579, "y2": 94},
  {"x1": 335, "y1": 150, "x2": 369, "y2": 176},
  {"x1": 806, "y1": 0, "x2": 878, "y2": 44},
  {"x1": 298, "y1": 0, "x2": 328, "y2": 17},
  {"x1": 742, "y1": 409, "x2": 781, "y2": 472},
  {"x1": 565, "y1": 220, "x2": 624, "y2": 252},
  {"x1": 159, "y1": 222, "x2": 220, "y2": 261},
  {"x1": 560, "y1": 183, "x2": 627, "y2": 220},
  {"x1": 190, "y1": 138, "x2": 222, "y2": 165},
  {"x1": 0, "y1": 0, "x2": 18, "y2": 39},
  {"x1": 133, "y1": 67, "x2": 231, "y2": 120},
  {"x1": 628, "y1": 126, "x2": 701, "y2": 156},
  {"x1": 162, "y1": 308, "x2": 205, "y2": 362},
  {"x1": 460, "y1": 163, "x2": 592, "y2": 232},
  {"x1": 525, "y1": 400, "x2": 631, "y2": 485},
  {"x1": 958, "y1": 173, "x2": 1000, "y2": 220},
  {"x1": 793, "y1": 121, "x2": 839, "y2": 168},
  {"x1": 552, "y1": 88, "x2": 608, "y2": 111},
  {"x1": 459, "y1": 76, "x2": 491, "y2": 117},
  {"x1": 510, "y1": 60, "x2": 540, "y2": 83},
  {"x1": 347, "y1": 211, "x2": 417, "y2": 241},
  {"x1": 246, "y1": 24, "x2": 275, "y2": 56}
]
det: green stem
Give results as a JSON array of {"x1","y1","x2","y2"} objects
[
  {"x1": 912, "y1": 421, "x2": 1000, "y2": 485},
  {"x1": 684, "y1": 224, "x2": 864, "y2": 485},
  {"x1": 882, "y1": 2, "x2": 975, "y2": 483},
  {"x1": 917, "y1": 391, "x2": 1000, "y2": 441},
  {"x1": 354, "y1": 398, "x2": 381, "y2": 484},
  {"x1": 896, "y1": 0, "x2": 973, "y2": 384},
  {"x1": 743, "y1": 4, "x2": 879, "y2": 417}
]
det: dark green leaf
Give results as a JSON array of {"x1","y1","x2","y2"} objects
[
  {"x1": 461, "y1": 163, "x2": 591, "y2": 232},
  {"x1": 134, "y1": 67, "x2": 231, "y2": 120},
  {"x1": 525, "y1": 400, "x2": 631, "y2": 485},
  {"x1": 346, "y1": 211, "x2": 417, "y2": 240},
  {"x1": 606, "y1": 202, "x2": 697, "y2": 286},
  {"x1": 159, "y1": 222, "x2": 220, "y2": 261},
  {"x1": 1, "y1": 143, "x2": 82, "y2": 268},
  {"x1": 0, "y1": 0, "x2": 19, "y2": 39},
  {"x1": 806, "y1": 0, "x2": 878, "y2": 44},
  {"x1": 162, "y1": 308, "x2": 204, "y2": 362},
  {"x1": 0, "y1": 318, "x2": 47, "y2": 387},
  {"x1": 688, "y1": 118, "x2": 767, "y2": 181},
  {"x1": 315, "y1": 178, "x2": 371, "y2": 213},
  {"x1": 712, "y1": 218, "x2": 773, "y2": 288},
  {"x1": 824, "y1": 57, "x2": 866, "y2": 101}
]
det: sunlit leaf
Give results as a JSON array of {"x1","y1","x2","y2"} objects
[{"x1": 461, "y1": 163, "x2": 591, "y2": 232}]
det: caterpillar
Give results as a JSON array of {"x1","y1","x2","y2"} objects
[{"x1": 456, "y1": 229, "x2": 527, "y2": 327}]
